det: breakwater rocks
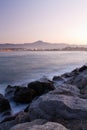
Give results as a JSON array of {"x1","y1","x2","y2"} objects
[{"x1": 1, "y1": 65, "x2": 87, "y2": 130}]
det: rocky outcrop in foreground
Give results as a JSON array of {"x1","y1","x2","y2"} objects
[
  {"x1": 10, "y1": 119, "x2": 68, "y2": 130},
  {"x1": 1, "y1": 65, "x2": 87, "y2": 130}
]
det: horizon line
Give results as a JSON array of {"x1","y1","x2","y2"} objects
[{"x1": 0, "y1": 40, "x2": 87, "y2": 45}]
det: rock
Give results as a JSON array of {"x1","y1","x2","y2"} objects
[
  {"x1": 5, "y1": 85, "x2": 36, "y2": 103},
  {"x1": 14, "y1": 87, "x2": 36, "y2": 103},
  {"x1": 10, "y1": 119, "x2": 68, "y2": 130},
  {"x1": 5, "y1": 79, "x2": 55, "y2": 104},
  {"x1": 70, "y1": 71, "x2": 87, "y2": 90},
  {"x1": 0, "y1": 93, "x2": 11, "y2": 113},
  {"x1": 28, "y1": 81, "x2": 55, "y2": 96},
  {"x1": 53, "y1": 76, "x2": 65, "y2": 86},
  {"x1": 78, "y1": 65, "x2": 87, "y2": 72},
  {"x1": 50, "y1": 84, "x2": 80, "y2": 96},
  {"x1": 29, "y1": 88, "x2": 87, "y2": 121},
  {"x1": 15, "y1": 111, "x2": 30, "y2": 123},
  {"x1": 5, "y1": 85, "x2": 21, "y2": 100},
  {"x1": 0, "y1": 120, "x2": 17, "y2": 130},
  {"x1": 0, "y1": 112, "x2": 30, "y2": 130}
]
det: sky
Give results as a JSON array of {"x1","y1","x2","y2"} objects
[{"x1": 0, "y1": 0, "x2": 87, "y2": 44}]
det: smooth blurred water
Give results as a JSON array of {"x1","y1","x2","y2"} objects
[{"x1": 0, "y1": 51, "x2": 87, "y2": 93}]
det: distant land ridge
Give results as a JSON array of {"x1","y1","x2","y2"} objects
[{"x1": 0, "y1": 40, "x2": 87, "y2": 51}]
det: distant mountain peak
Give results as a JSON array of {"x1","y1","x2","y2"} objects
[
  {"x1": 35, "y1": 40, "x2": 43, "y2": 43},
  {"x1": 33, "y1": 40, "x2": 45, "y2": 44}
]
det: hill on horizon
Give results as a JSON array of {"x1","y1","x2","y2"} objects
[
  {"x1": 0, "y1": 40, "x2": 87, "y2": 49},
  {"x1": 0, "y1": 40, "x2": 69, "y2": 49}
]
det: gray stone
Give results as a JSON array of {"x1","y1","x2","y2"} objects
[
  {"x1": 29, "y1": 89, "x2": 87, "y2": 121},
  {"x1": 10, "y1": 120, "x2": 68, "y2": 130}
]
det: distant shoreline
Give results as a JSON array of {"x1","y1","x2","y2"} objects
[{"x1": 0, "y1": 47, "x2": 87, "y2": 52}]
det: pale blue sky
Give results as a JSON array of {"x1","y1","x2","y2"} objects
[{"x1": 0, "y1": 0, "x2": 87, "y2": 44}]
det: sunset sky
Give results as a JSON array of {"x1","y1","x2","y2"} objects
[{"x1": 0, "y1": 0, "x2": 87, "y2": 44}]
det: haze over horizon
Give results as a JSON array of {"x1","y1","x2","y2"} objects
[{"x1": 0, "y1": 0, "x2": 87, "y2": 45}]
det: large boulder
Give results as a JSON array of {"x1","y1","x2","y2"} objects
[
  {"x1": 49, "y1": 84, "x2": 80, "y2": 96},
  {"x1": 28, "y1": 80, "x2": 55, "y2": 96},
  {"x1": 29, "y1": 88, "x2": 87, "y2": 121},
  {"x1": 5, "y1": 78, "x2": 55, "y2": 104},
  {"x1": 5, "y1": 85, "x2": 36, "y2": 103},
  {"x1": 14, "y1": 87, "x2": 36, "y2": 103},
  {"x1": 10, "y1": 119, "x2": 68, "y2": 130}
]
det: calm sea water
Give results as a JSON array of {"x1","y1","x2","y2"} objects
[
  {"x1": 0, "y1": 51, "x2": 87, "y2": 93},
  {"x1": 0, "y1": 51, "x2": 87, "y2": 114}
]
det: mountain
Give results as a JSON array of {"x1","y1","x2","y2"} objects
[{"x1": 0, "y1": 40, "x2": 69, "y2": 49}]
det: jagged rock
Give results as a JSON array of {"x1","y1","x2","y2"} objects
[
  {"x1": 10, "y1": 119, "x2": 68, "y2": 130},
  {"x1": 29, "y1": 88, "x2": 87, "y2": 121}
]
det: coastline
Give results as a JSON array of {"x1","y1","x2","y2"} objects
[{"x1": 0, "y1": 65, "x2": 87, "y2": 130}]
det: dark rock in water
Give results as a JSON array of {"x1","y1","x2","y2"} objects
[
  {"x1": 79, "y1": 65, "x2": 87, "y2": 72},
  {"x1": 53, "y1": 76, "x2": 65, "y2": 81},
  {"x1": 5, "y1": 78, "x2": 54, "y2": 104},
  {"x1": 5, "y1": 85, "x2": 21, "y2": 100},
  {"x1": 0, "y1": 93, "x2": 11, "y2": 113},
  {"x1": 28, "y1": 81, "x2": 55, "y2": 96},
  {"x1": 5, "y1": 85, "x2": 36, "y2": 103},
  {"x1": 14, "y1": 87, "x2": 36, "y2": 103}
]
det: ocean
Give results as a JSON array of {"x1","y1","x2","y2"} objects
[
  {"x1": 0, "y1": 51, "x2": 87, "y2": 114},
  {"x1": 0, "y1": 51, "x2": 87, "y2": 94}
]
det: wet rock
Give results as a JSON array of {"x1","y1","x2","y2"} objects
[
  {"x1": 5, "y1": 79, "x2": 55, "y2": 104},
  {"x1": 29, "y1": 88, "x2": 87, "y2": 121},
  {"x1": 14, "y1": 87, "x2": 36, "y2": 103},
  {"x1": 5, "y1": 85, "x2": 36, "y2": 103},
  {"x1": 10, "y1": 119, "x2": 68, "y2": 130},
  {"x1": 0, "y1": 93, "x2": 11, "y2": 113},
  {"x1": 5, "y1": 85, "x2": 21, "y2": 100},
  {"x1": 78, "y1": 65, "x2": 87, "y2": 72},
  {"x1": 28, "y1": 80, "x2": 55, "y2": 96}
]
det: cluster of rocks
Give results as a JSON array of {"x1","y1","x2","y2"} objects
[{"x1": 1, "y1": 65, "x2": 87, "y2": 130}]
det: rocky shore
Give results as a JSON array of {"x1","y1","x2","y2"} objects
[{"x1": 0, "y1": 65, "x2": 87, "y2": 130}]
